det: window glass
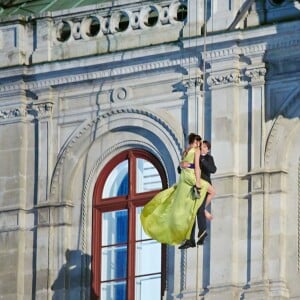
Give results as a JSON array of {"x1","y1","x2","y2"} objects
[
  {"x1": 135, "y1": 206, "x2": 161, "y2": 300},
  {"x1": 136, "y1": 158, "x2": 162, "y2": 193},
  {"x1": 101, "y1": 280, "x2": 127, "y2": 300},
  {"x1": 101, "y1": 245, "x2": 127, "y2": 281},
  {"x1": 103, "y1": 160, "x2": 128, "y2": 198},
  {"x1": 102, "y1": 210, "x2": 128, "y2": 246},
  {"x1": 135, "y1": 240, "x2": 161, "y2": 275},
  {"x1": 135, "y1": 207, "x2": 149, "y2": 241},
  {"x1": 135, "y1": 275, "x2": 161, "y2": 300}
]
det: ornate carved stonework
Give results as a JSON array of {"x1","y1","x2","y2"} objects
[
  {"x1": 183, "y1": 76, "x2": 203, "y2": 90},
  {"x1": 245, "y1": 67, "x2": 266, "y2": 83},
  {"x1": 27, "y1": 101, "x2": 53, "y2": 118},
  {"x1": 0, "y1": 106, "x2": 27, "y2": 119},
  {"x1": 111, "y1": 87, "x2": 131, "y2": 102},
  {"x1": 207, "y1": 71, "x2": 240, "y2": 87},
  {"x1": 53, "y1": 1, "x2": 186, "y2": 43}
]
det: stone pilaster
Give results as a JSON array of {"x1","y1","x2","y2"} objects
[
  {"x1": 204, "y1": 46, "x2": 245, "y2": 299},
  {"x1": 183, "y1": 0, "x2": 204, "y2": 37},
  {"x1": 183, "y1": 74, "x2": 204, "y2": 136},
  {"x1": 26, "y1": 90, "x2": 56, "y2": 300}
]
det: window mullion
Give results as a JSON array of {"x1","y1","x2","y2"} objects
[
  {"x1": 127, "y1": 202, "x2": 136, "y2": 300},
  {"x1": 128, "y1": 150, "x2": 136, "y2": 197}
]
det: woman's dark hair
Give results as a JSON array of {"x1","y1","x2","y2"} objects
[
  {"x1": 188, "y1": 132, "x2": 202, "y2": 144},
  {"x1": 203, "y1": 140, "x2": 211, "y2": 150},
  {"x1": 189, "y1": 133, "x2": 201, "y2": 144}
]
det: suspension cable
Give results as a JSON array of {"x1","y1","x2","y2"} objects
[{"x1": 195, "y1": 0, "x2": 208, "y2": 298}]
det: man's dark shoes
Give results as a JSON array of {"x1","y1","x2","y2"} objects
[
  {"x1": 178, "y1": 239, "x2": 196, "y2": 249},
  {"x1": 197, "y1": 232, "x2": 208, "y2": 245}
]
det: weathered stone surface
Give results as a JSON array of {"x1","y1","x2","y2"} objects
[{"x1": 0, "y1": 0, "x2": 299, "y2": 299}]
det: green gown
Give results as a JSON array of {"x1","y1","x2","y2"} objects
[{"x1": 140, "y1": 147, "x2": 209, "y2": 245}]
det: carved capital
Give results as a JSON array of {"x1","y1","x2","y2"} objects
[
  {"x1": 207, "y1": 71, "x2": 240, "y2": 87},
  {"x1": 0, "y1": 106, "x2": 27, "y2": 120},
  {"x1": 27, "y1": 101, "x2": 54, "y2": 118},
  {"x1": 183, "y1": 76, "x2": 203, "y2": 90},
  {"x1": 245, "y1": 67, "x2": 266, "y2": 84}
]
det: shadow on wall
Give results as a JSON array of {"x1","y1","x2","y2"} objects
[{"x1": 51, "y1": 249, "x2": 96, "y2": 300}]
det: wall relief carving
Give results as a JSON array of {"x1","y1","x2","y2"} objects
[{"x1": 207, "y1": 71, "x2": 240, "y2": 87}]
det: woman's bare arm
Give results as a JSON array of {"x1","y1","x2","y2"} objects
[{"x1": 194, "y1": 148, "x2": 201, "y2": 187}]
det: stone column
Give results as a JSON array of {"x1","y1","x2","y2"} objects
[
  {"x1": 183, "y1": 75, "x2": 204, "y2": 137},
  {"x1": 183, "y1": 0, "x2": 204, "y2": 37},
  {"x1": 239, "y1": 61, "x2": 269, "y2": 299},
  {"x1": 26, "y1": 93, "x2": 57, "y2": 300},
  {"x1": 0, "y1": 85, "x2": 33, "y2": 300},
  {"x1": 204, "y1": 46, "x2": 246, "y2": 299}
]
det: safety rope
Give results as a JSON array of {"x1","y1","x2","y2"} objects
[
  {"x1": 194, "y1": 0, "x2": 209, "y2": 298},
  {"x1": 195, "y1": 244, "x2": 200, "y2": 299}
]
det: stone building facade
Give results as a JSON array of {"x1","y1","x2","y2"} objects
[{"x1": 0, "y1": 0, "x2": 299, "y2": 299}]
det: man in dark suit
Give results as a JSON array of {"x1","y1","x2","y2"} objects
[{"x1": 178, "y1": 140, "x2": 217, "y2": 249}]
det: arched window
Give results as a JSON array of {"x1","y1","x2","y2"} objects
[{"x1": 92, "y1": 149, "x2": 168, "y2": 299}]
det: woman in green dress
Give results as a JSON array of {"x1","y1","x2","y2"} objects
[{"x1": 140, "y1": 133, "x2": 215, "y2": 245}]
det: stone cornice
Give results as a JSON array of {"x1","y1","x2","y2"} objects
[{"x1": 0, "y1": 56, "x2": 197, "y2": 93}]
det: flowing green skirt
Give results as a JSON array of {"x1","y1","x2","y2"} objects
[{"x1": 140, "y1": 168, "x2": 209, "y2": 245}]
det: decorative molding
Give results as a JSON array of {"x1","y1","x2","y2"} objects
[
  {"x1": 245, "y1": 67, "x2": 266, "y2": 83},
  {"x1": 266, "y1": 37, "x2": 300, "y2": 52},
  {"x1": 265, "y1": 88, "x2": 300, "y2": 167},
  {"x1": 0, "y1": 56, "x2": 196, "y2": 93},
  {"x1": 0, "y1": 107, "x2": 26, "y2": 119},
  {"x1": 207, "y1": 71, "x2": 240, "y2": 87},
  {"x1": 49, "y1": 107, "x2": 182, "y2": 200},
  {"x1": 183, "y1": 76, "x2": 203, "y2": 90},
  {"x1": 0, "y1": 106, "x2": 27, "y2": 120},
  {"x1": 0, "y1": 101, "x2": 53, "y2": 122},
  {"x1": 203, "y1": 38, "x2": 300, "y2": 63},
  {"x1": 27, "y1": 101, "x2": 54, "y2": 118},
  {"x1": 241, "y1": 43, "x2": 267, "y2": 56},
  {"x1": 203, "y1": 46, "x2": 241, "y2": 60},
  {"x1": 53, "y1": 1, "x2": 186, "y2": 43},
  {"x1": 111, "y1": 87, "x2": 131, "y2": 102}
]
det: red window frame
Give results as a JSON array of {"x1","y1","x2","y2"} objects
[{"x1": 91, "y1": 149, "x2": 168, "y2": 299}]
